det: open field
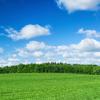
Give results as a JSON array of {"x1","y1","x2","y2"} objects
[{"x1": 0, "y1": 73, "x2": 100, "y2": 100}]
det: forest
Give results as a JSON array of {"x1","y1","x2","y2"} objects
[{"x1": 0, "y1": 63, "x2": 100, "y2": 74}]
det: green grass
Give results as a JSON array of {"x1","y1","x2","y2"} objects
[{"x1": 0, "y1": 73, "x2": 100, "y2": 100}]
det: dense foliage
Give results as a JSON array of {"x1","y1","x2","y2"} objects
[{"x1": 0, "y1": 63, "x2": 100, "y2": 74}]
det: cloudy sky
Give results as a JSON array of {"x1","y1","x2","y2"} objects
[{"x1": 0, "y1": 0, "x2": 100, "y2": 66}]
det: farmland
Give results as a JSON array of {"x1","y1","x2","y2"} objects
[{"x1": 0, "y1": 73, "x2": 100, "y2": 100}]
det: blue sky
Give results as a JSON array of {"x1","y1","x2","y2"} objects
[{"x1": 0, "y1": 0, "x2": 100, "y2": 66}]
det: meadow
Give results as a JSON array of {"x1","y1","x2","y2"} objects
[{"x1": 0, "y1": 73, "x2": 100, "y2": 100}]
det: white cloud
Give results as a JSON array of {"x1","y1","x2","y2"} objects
[
  {"x1": 16, "y1": 38, "x2": 100, "y2": 65},
  {"x1": 94, "y1": 52, "x2": 100, "y2": 57},
  {"x1": 17, "y1": 48, "x2": 30, "y2": 58},
  {"x1": 71, "y1": 38, "x2": 100, "y2": 52},
  {"x1": 78, "y1": 28, "x2": 100, "y2": 38},
  {"x1": 26, "y1": 41, "x2": 46, "y2": 51},
  {"x1": 5, "y1": 24, "x2": 50, "y2": 40},
  {"x1": 56, "y1": 0, "x2": 100, "y2": 13},
  {"x1": 0, "y1": 56, "x2": 20, "y2": 67},
  {"x1": 1, "y1": 38, "x2": 100, "y2": 67},
  {"x1": 0, "y1": 59, "x2": 7, "y2": 67},
  {"x1": 33, "y1": 51, "x2": 43, "y2": 58}
]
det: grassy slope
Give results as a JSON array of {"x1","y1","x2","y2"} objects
[{"x1": 0, "y1": 73, "x2": 100, "y2": 100}]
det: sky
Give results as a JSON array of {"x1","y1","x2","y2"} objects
[{"x1": 0, "y1": 0, "x2": 100, "y2": 66}]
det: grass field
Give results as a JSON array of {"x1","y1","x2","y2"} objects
[{"x1": 0, "y1": 73, "x2": 100, "y2": 100}]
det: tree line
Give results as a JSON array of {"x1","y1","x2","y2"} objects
[{"x1": 0, "y1": 63, "x2": 100, "y2": 74}]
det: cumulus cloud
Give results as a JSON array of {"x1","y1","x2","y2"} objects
[
  {"x1": 33, "y1": 51, "x2": 43, "y2": 58},
  {"x1": 0, "y1": 59, "x2": 7, "y2": 67},
  {"x1": 17, "y1": 48, "x2": 30, "y2": 58},
  {"x1": 94, "y1": 52, "x2": 100, "y2": 57},
  {"x1": 1, "y1": 38, "x2": 100, "y2": 67},
  {"x1": 26, "y1": 41, "x2": 46, "y2": 51},
  {"x1": 71, "y1": 38, "x2": 100, "y2": 52},
  {"x1": 25, "y1": 39, "x2": 100, "y2": 65},
  {"x1": 0, "y1": 55, "x2": 19, "y2": 67},
  {"x1": 78, "y1": 28, "x2": 100, "y2": 38},
  {"x1": 5, "y1": 24, "x2": 50, "y2": 40},
  {"x1": 56, "y1": 0, "x2": 100, "y2": 13}
]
